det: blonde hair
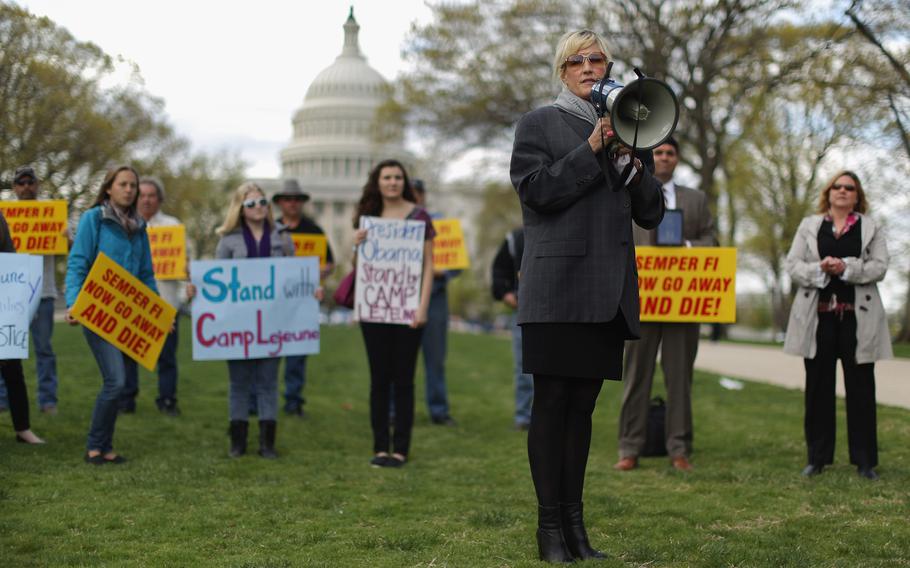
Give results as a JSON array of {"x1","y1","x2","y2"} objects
[
  {"x1": 216, "y1": 182, "x2": 275, "y2": 235},
  {"x1": 553, "y1": 30, "x2": 611, "y2": 82},
  {"x1": 816, "y1": 170, "x2": 868, "y2": 214}
]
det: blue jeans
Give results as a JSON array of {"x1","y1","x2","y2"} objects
[
  {"x1": 421, "y1": 281, "x2": 450, "y2": 419},
  {"x1": 119, "y1": 318, "x2": 179, "y2": 409},
  {"x1": 229, "y1": 359, "x2": 280, "y2": 421},
  {"x1": 0, "y1": 297, "x2": 57, "y2": 408},
  {"x1": 512, "y1": 316, "x2": 533, "y2": 425},
  {"x1": 84, "y1": 328, "x2": 127, "y2": 453},
  {"x1": 282, "y1": 355, "x2": 307, "y2": 411}
]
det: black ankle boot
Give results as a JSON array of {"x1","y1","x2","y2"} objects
[
  {"x1": 258, "y1": 420, "x2": 277, "y2": 459},
  {"x1": 537, "y1": 505, "x2": 573, "y2": 563},
  {"x1": 229, "y1": 421, "x2": 248, "y2": 458},
  {"x1": 561, "y1": 502, "x2": 606, "y2": 560}
]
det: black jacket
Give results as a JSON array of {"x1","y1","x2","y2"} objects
[
  {"x1": 0, "y1": 211, "x2": 15, "y2": 252},
  {"x1": 491, "y1": 228, "x2": 523, "y2": 300}
]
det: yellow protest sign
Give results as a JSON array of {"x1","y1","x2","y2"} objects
[
  {"x1": 636, "y1": 246, "x2": 737, "y2": 323},
  {"x1": 291, "y1": 234, "x2": 328, "y2": 270},
  {"x1": 147, "y1": 225, "x2": 188, "y2": 280},
  {"x1": 431, "y1": 219, "x2": 470, "y2": 270},
  {"x1": 71, "y1": 252, "x2": 177, "y2": 370},
  {"x1": 0, "y1": 200, "x2": 68, "y2": 254}
]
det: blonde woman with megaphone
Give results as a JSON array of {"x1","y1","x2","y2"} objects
[{"x1": 510, "y1": 29, "x2": 666, "y2": 563}]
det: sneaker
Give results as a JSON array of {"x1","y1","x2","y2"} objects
[
  {"x1": 156, "y1": 398, "x2": 181, "y2": 417},
  {"x1": 284, "y1": 405, "x2": 305, "y2": 418},
  {"x1": 40, "y1": 404, "x2": 58, "y2": 415},
  {"x1": 430, "y1": 415, "x2": 457, "y2": 427},
  {"x1": 514, "y1": 421, "x2": 531, "y2": 432}
]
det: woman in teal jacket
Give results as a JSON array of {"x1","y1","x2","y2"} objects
[{"x1": 65, "y1": 165, "x2": 157, "y2": 465}]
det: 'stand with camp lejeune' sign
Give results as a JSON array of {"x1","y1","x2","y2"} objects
[{"x1": 190, "y1": 257, "x2": 321, "y2": 360}]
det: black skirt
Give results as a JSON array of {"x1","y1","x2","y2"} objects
[{"x1": 521, "y1": 317, "x2": 628, "y2": 380}]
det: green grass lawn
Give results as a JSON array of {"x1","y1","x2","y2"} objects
[{"x1": 2, "y1": 322, "x2": 909, "y2": 567}]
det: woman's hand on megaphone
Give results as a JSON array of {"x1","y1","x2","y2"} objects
[{"x1": 588, "y1": 117, "x2": 615, "y2": 153}]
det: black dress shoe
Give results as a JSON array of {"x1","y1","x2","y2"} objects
[
  {"x1": 370, "y1": 455, "x2": 390, "y2": 468},
  {"x1": 857, "y1": 466, "x2": 879, "y2": 481},
  {"x1": 801, "y1": 464, "x2": 824, "y2": 477}
]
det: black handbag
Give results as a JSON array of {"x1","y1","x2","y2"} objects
[{"x1": 641, "y1": 397, "x2": 668, "y2": 457}]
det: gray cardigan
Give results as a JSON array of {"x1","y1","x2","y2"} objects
[
  {"x1": 510, "y1": 105, "x2": 664, "y2": 337},
  {"x1": 783, "y1": 213, "x2": 892, "y2": 364},
  {"x1": 215, "y1": 223, "x2": 294, "y2": 260}
]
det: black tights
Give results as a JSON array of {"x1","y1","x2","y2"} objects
[
  {"x1": 528, "y1": 374, "x2": 603, "y2": 507},
  {"x1": 360, "y1": 322, "x2": 423, "y2": 456},
  {"x1": 0, "y1": 360, "x2": 31, "y2": 431}
]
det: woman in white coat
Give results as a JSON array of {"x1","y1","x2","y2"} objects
[{"x1": 784, "y1": 170, "x2": 891, "y2": 480}]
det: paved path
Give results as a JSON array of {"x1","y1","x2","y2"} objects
[{"x1": 695, "y1": 342, "x2": 910, "y2": 410}]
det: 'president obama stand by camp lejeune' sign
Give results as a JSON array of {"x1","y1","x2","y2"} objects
[{"x1": 354, "y1": 216, "x2": 426, "y2": 325}]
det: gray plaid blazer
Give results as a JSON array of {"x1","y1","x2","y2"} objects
[{"x1": 510, "y1": 105, "x2": 664, "y2": 337}]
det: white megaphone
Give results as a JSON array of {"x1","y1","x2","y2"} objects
[{"x1": 589, "y1": 67, "x2": 679, "y2": 150}]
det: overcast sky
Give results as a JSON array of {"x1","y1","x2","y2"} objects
[{"x1": 20, "y1": 0, "x2": 433, "y2": 178}]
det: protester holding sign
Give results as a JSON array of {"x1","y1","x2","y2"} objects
[
  {"x1": 0, "y1": 166, "x2": 63, "y2": 416},
  {"x1": 65, "y1": 165, "x2": 157, "y2": 465},
  {"x1": 351, "y1": 159, "x2": 434, "y2": 468},
  {"x1": 213, "y1": 182, "x2": 296, "y2": 459},
  {"x1": 411, "y1": 179, "x2": 458, "y2": 427},
  {"x1": 784, "y1": 171, "x2": 891, "y2": 481},
  {"x1": 266, "y1": 179, "x2": 334, "y2": 419},
  {"x1": 510, "y1": 30, "x2": 664, "y2": 562},
  {"x1": 0, "y1": 211, "x2": 45, "y2": 444},
  {"x1": 616, "y1": 138, "x2": 717, "y2": 473},
  {"x1": 117, "y1": 177, "x2": 185, "y2": 417}
]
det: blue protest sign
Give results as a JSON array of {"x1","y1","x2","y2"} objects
[{"x1": 190, "y1": 256, "x2": 321, "y2": 360}]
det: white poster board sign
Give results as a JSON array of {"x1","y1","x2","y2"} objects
[
  {"x1": 0, "y1": 253, "x2": 42, "y2": 359},
  {"x1": 354, "y1": 216, "x2": 425, "y2": 325},
  {"x1": 190, "y1": 256, "x2": 320, "y2": 360}
]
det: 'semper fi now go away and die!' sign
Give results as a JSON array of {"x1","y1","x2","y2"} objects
[
  {"x1": 636, "y1": 246, "x2": 736, "y2": 323},
  {"x1": 71, "y1": 253, "x2": 177, "y2": 370}
]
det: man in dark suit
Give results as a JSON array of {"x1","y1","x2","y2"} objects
[{"x1": 615, "y1": 137, "x2": 717, "y2": 472}]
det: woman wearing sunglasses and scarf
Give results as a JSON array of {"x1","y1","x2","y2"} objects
[
  {"x1": 211, "y1": 183, "x2": 297, "y2": 459},
  {"x1": 510, "y1": 30, "x2": 664, "y2": 562},
  {"x1": 785, "y1": 171, "x2": 891, "y2": 481}
]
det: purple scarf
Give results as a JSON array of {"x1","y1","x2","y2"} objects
[{"x1": 241, "y1": 221, "x2": 272, "y2": 258}]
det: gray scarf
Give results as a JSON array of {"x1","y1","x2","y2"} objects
[{"x1": 553, "y1": 86, "x2": 598, "y2": 126}]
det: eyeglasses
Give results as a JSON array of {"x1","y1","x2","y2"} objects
[
  {"x1": 830, "y1": 183, "x2": 856, "y2": 192},
  {"x1": 242, "y1": 197, "x2": 269, "y2": 208},
  {"x1": 564, "y1": 52, "x2": 608, "y2": 67},
  {"x1": 14, "y1": 179, "x2": 36, "y2": 186}
]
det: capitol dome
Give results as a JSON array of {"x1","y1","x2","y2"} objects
[{"x1": 279, "y1": 9, "x2": 411, "y2": 254}]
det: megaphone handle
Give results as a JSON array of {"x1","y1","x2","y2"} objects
[{"x1": 616, "y1": 77, "x2": 644, "y2": 190}]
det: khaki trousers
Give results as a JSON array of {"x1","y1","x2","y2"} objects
[{"x1": 618, "y1": 322, "x2": 700, "y2": 458}]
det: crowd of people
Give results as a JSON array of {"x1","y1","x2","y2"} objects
[{"x1": 0, "y1": 27, "x2": 894, "y2": 565}]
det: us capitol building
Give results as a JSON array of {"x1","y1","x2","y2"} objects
[{"x1": 254, "y1": 9, "x2": 479, "y2": 267}]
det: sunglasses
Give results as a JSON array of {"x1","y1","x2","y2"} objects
[
  {"x1": 830, "y1": 183, "x2": 856, "y2": 192},
  {"x1": 242, "y1": 197, "x2": 269, "y2": 208},
  {"x1": 564, "y1": 52, "x2": 608, "y2": 67}
]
